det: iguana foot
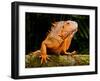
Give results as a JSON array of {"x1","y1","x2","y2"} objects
[
  {"x1": 64, "y1": 51, "x2": 76, "y2": 55},
  {"x1": 71, "y1": 51, "x2": 76, "y2": 55},
  {"x1": 40, "y1": 54, "x2": 49, "y2": 64},
  {"x1": 64, "y1": 52, "x2": 71, "y2": 55}
]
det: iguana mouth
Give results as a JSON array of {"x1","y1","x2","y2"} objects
[
  {"x1": 71, "y1": 28, "x2": 78, "y2": 34},
  {"x1": 67, "y1": 29, "x2": 78, "y2": 37}
]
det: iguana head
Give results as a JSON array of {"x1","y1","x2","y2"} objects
[
  {"x1": 59, "y1": 20, "x2": 78, "y2": 38},
  {"x1": 63, "y1": 20, "x2": 78, "y2": 33}
]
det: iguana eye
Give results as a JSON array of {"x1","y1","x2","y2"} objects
[
  {"x1": 62, "y1": 26, "x2": 64, "y2": 28},
  {"x1": 67, "y1": 22, "x2": 70, "y2": 24}
]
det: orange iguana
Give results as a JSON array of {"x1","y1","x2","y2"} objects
[{"x1": 40, "y1": 20, "x2": 78, "y2": 64}]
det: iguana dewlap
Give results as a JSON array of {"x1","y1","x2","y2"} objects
[{"x1": 40, "y1": 20, "x2": 78, "y2": 64}]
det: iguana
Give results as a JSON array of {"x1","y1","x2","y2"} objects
[{"x1": 40, "y1": 20, "x2": 78, "y2": 64}]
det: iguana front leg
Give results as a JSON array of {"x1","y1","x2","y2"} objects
[
  {"x1": 40, "y1": 41, "x2": 49, "y2": 64},
  {"x1": 61, "y1": 32, "x2": 76, "y2": 55}
]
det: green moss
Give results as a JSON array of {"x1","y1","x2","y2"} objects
[{"x1": 25, "y1": 52, "x2": 89, "y2": 68}]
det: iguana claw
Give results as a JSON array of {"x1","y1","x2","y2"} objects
[{"x1": 40, "y1": 54, "x2": 50, "y2": 64}]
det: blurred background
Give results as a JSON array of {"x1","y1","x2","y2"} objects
[{"x1": 25, "y1": 13, "x2": 89, "y2": 55}]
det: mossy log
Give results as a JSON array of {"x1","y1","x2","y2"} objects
[{"x1": 25, "y1": 50, "x2": 89, "y2": 68}]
